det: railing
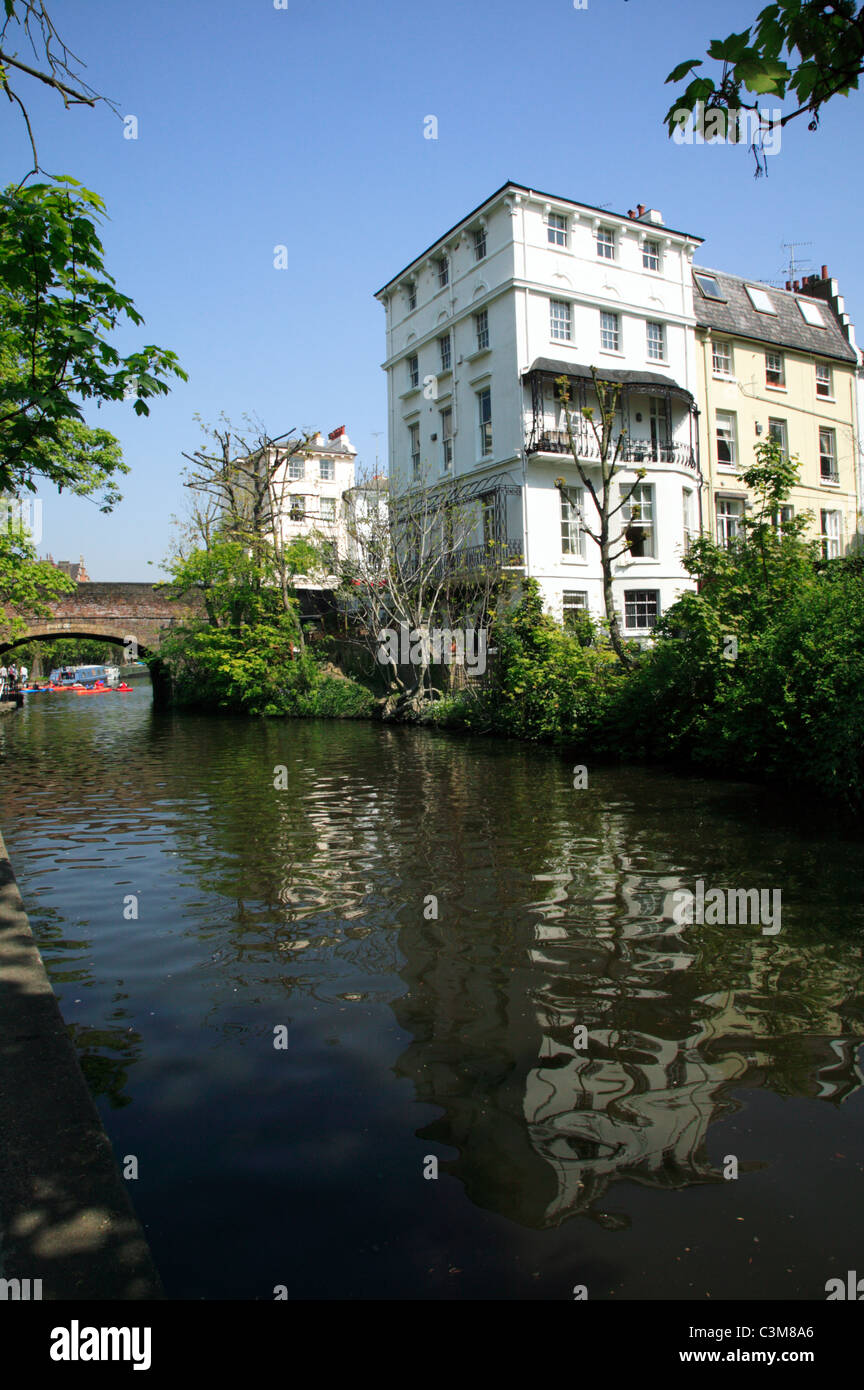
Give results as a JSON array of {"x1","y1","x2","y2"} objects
[{"x1": 528, "y1": 429, "x2": 697, "y2": 470}]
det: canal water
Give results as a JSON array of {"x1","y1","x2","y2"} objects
[{"x1": 1, "y1": 685, "x2": 863, "y2": 1300}]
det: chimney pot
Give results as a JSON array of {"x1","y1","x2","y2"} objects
[
  {"x1": 793, "y1": 279, "x2": 800, "y2": 291},
  {"x1": 822, "y1": 264, "x2": 828, "y2": 279},
  {"x1": 637, "y1": 203, "x2": 646, "y2": 216},
  {"x1": 785, "y1": 281, "x2": 791, "y2": 291}
]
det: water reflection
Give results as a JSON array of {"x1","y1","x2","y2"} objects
[{"x1": 3, "y1": 693, "x2": 864, "y2": 1295}]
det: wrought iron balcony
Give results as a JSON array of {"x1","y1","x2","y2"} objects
[{"x1": 528, "y1": 428, "x2": 697, "y2": 471}]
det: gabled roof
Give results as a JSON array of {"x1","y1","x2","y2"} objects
[{"x1": 692, "y1": 266, "x2": 857, "y2": 364}]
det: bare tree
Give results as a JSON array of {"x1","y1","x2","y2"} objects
[
  {"x1": 555, "y1": 369, "x2": 648, "y2": 667},
  {"x1": 339, "y1": 463, "x2": 509, "y2": 716},
  {"x1": 175, "y1": 415, "x2": 323, "y2": 644},
  {"x1": 1, "y1": 1, "x2": 116, "y2": 172}
]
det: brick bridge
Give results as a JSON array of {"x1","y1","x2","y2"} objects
[{"x1": 0, "y1": 583, "x2": 202, "y2": 658}]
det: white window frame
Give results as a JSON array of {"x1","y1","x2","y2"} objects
[
  {"x1": 712, "y1": 340, "x2": 733, "y2": 375},
  {"x1": 473, "y1": 227, "x2": 487, "y2": 261},
  {"x1": 563, "y1": 590, "x2": 589, "y2": 627},
  {"x1": 477, "y1": 387, "x2": 492, "y2": 457},
  {"x1": 815, "y1": 362, "x2": 833, "y2": 398},
  {"x1": 682, "y1": 487, "x2": 696, "y2": 552},
  {"x1": 550, "y1": 299, "x2": 572, "y2": 342},
  {"x1": 642, "y1": 239, "x2": 661, "y2": 272},
  {"x1": 319, "y1": 496, "x2": 337, "y2": 522},
  {"x1": 546, "y1": 212, "x2": 568, "y2": 247},
  {"x1": 319, "y1": 457, "x2": 335, "y2": 481},
  {"x1": 288, "y1": 456, "x2": 305, "y2": 481},
  {"x1": 596, "y1": 226, "x2": 615, "y2": 260},
  {"x1": 437, "y1": 256, "x2": 449, "y2": 288},
  {"x1": 622, "y1": 483, "x2": 656, "y2": 558},
  {"x1": 409, "y1": 421, "x2": 420, "y2": 474},
  {"x1": 406, "y1": 283, "x2": 417, "y2": 311},
  {"x1": 600, "y1": 311, "x2": 620, "y2": 353},
  {"x1": 768, "y1": 418, "x2": 788, "y2": 455},
  {"x1": 440, "y1": 407, "x2": 453, "y2": 472},
  {"x1": 766, "y1": 351, "x2": 785, "y2": 387},
  {"x1": 646, "y1": 321, "x2": 665, "y2": 361},
  {"x1": 288, "y1": 495, "x2": 307, "y2": 521},
  {"x1": 474, "y1": 308, "x2": 489, "y2": 351},
  {"x1": 624, "y1": 589, "x2": 660, "y2": 632},
  {"x1": 407, "y1": 354, "x2": 419, "y2": 389},
  {"x1": 715, "y1": 495, "x2": 745, "y2": 548},
  {"x1": 560, "y1": 489, "x2": 585, "y2": 558},
  {"x1": 819, "y1": 426, "x2": 838, "y2": 482},
  {"x1": 438, "y1": 334, "x2": 451, "y2": 372},
  {"x1": 716, "y1": 411, "x2": 737, "y2": 468},
  {"x1": 821, "y1": 508, "x2": 842, "y2": 558}
]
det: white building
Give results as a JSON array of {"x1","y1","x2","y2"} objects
[
  {"x1": 270, "y1": 426, "x2": 357, "y2": 586},
  {"x1": 375, "y1": 183, "x2": 705, "y2": 635}
]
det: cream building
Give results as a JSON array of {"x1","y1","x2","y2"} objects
[
  {"x1": 270, "y1": 426, "x2": 357, "y2": 586},
  {"x1": 693, "y1": 266, "x2": 860, "y2": 556}
]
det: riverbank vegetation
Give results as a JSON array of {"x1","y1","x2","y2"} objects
[
  {"x1": 156, "y1": 418, "x2": 374, "y2": 718},
  {"x1": 431, "y1": 442, "x2": 864, "y2": 809},
  {"x1": 156, "y1": 425, "x2": 864, "y2": 808}
]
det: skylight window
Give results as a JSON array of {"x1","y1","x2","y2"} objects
[
  {"x1": 745, "y1": 285, "x2": 777, "y2": 314},
  {"x1": 797, "y1": 297, "x2": 826, "y2": 327},
  {"x1": 694, "y1": 273, "x2": 724, "y2": 301}
]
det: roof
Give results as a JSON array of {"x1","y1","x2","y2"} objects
[
  {"x1": 375, "y1": 182, "x2": 704, "y2": 297},
  {"x1": 524, "y1": 358, "x2": 695, "y2": 403},
  {"x1": 692, "y1": 266, "x2": 857, "y2": 364}
]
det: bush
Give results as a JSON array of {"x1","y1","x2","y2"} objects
[{"x1": 159, "y1": 622, "x2": 373, "y2": 718}]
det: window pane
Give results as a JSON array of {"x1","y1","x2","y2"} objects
[
  {"x1": 596, "y1": 227, "x2": 615, "y2": 259},
  {"x1": 646, "y1": 321, "x2": 664, "y2": 360},
  {"x1": 624, "y1": 590, "x2": 659, "y2": 630},
  {"x1": 716, "y1": 412, "x2": 736, "y2": 465},
  {"x1": 550, "y1": 299, "x2": 572, "y2": 341},
  {"x1": 560, "y1": 489, "x2": 584, "y2": 556},
  {"x1": 600, "y1": 311, "x2": 619, "y2": 352}
]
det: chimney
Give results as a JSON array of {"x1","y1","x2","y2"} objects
[
  {"x1": 822, "y1": 264, "x2": 828, "y2": 279},
  {"x1": 793, "y1": 279, "x2": 800, "y2": 291},
  {"x1": 627, "y1": 209, "x2": 635, "y2": 219},
  {"x1": 637, "y1": 203, "x2": 646, "y2": 217},
  {"x1": 785, "y1": 281, "x2": 791, "y2": 291}
]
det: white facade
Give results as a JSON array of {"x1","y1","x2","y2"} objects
[
  {"x1": 376, "y1": 183, "x2": 705, "y2": 634},
  {"x1": 270, "y1": 427, "x2": 357, "y2": 585}
]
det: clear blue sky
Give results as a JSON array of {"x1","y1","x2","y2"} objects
[{"x1": 4, "y1": 0, "x2": 863, "y2": 579}]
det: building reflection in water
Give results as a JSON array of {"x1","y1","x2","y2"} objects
[{"x1": 393, "y1": 839, "x2": 864, "y2": 1230}]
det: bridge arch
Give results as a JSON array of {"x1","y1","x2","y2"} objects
[{"x1": 0, "y1": 583, "x2": 202, "y2": 660}]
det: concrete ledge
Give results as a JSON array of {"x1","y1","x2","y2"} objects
[{"x1": 0, "y1": 830, "x2": 163, "y2": 1299}]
